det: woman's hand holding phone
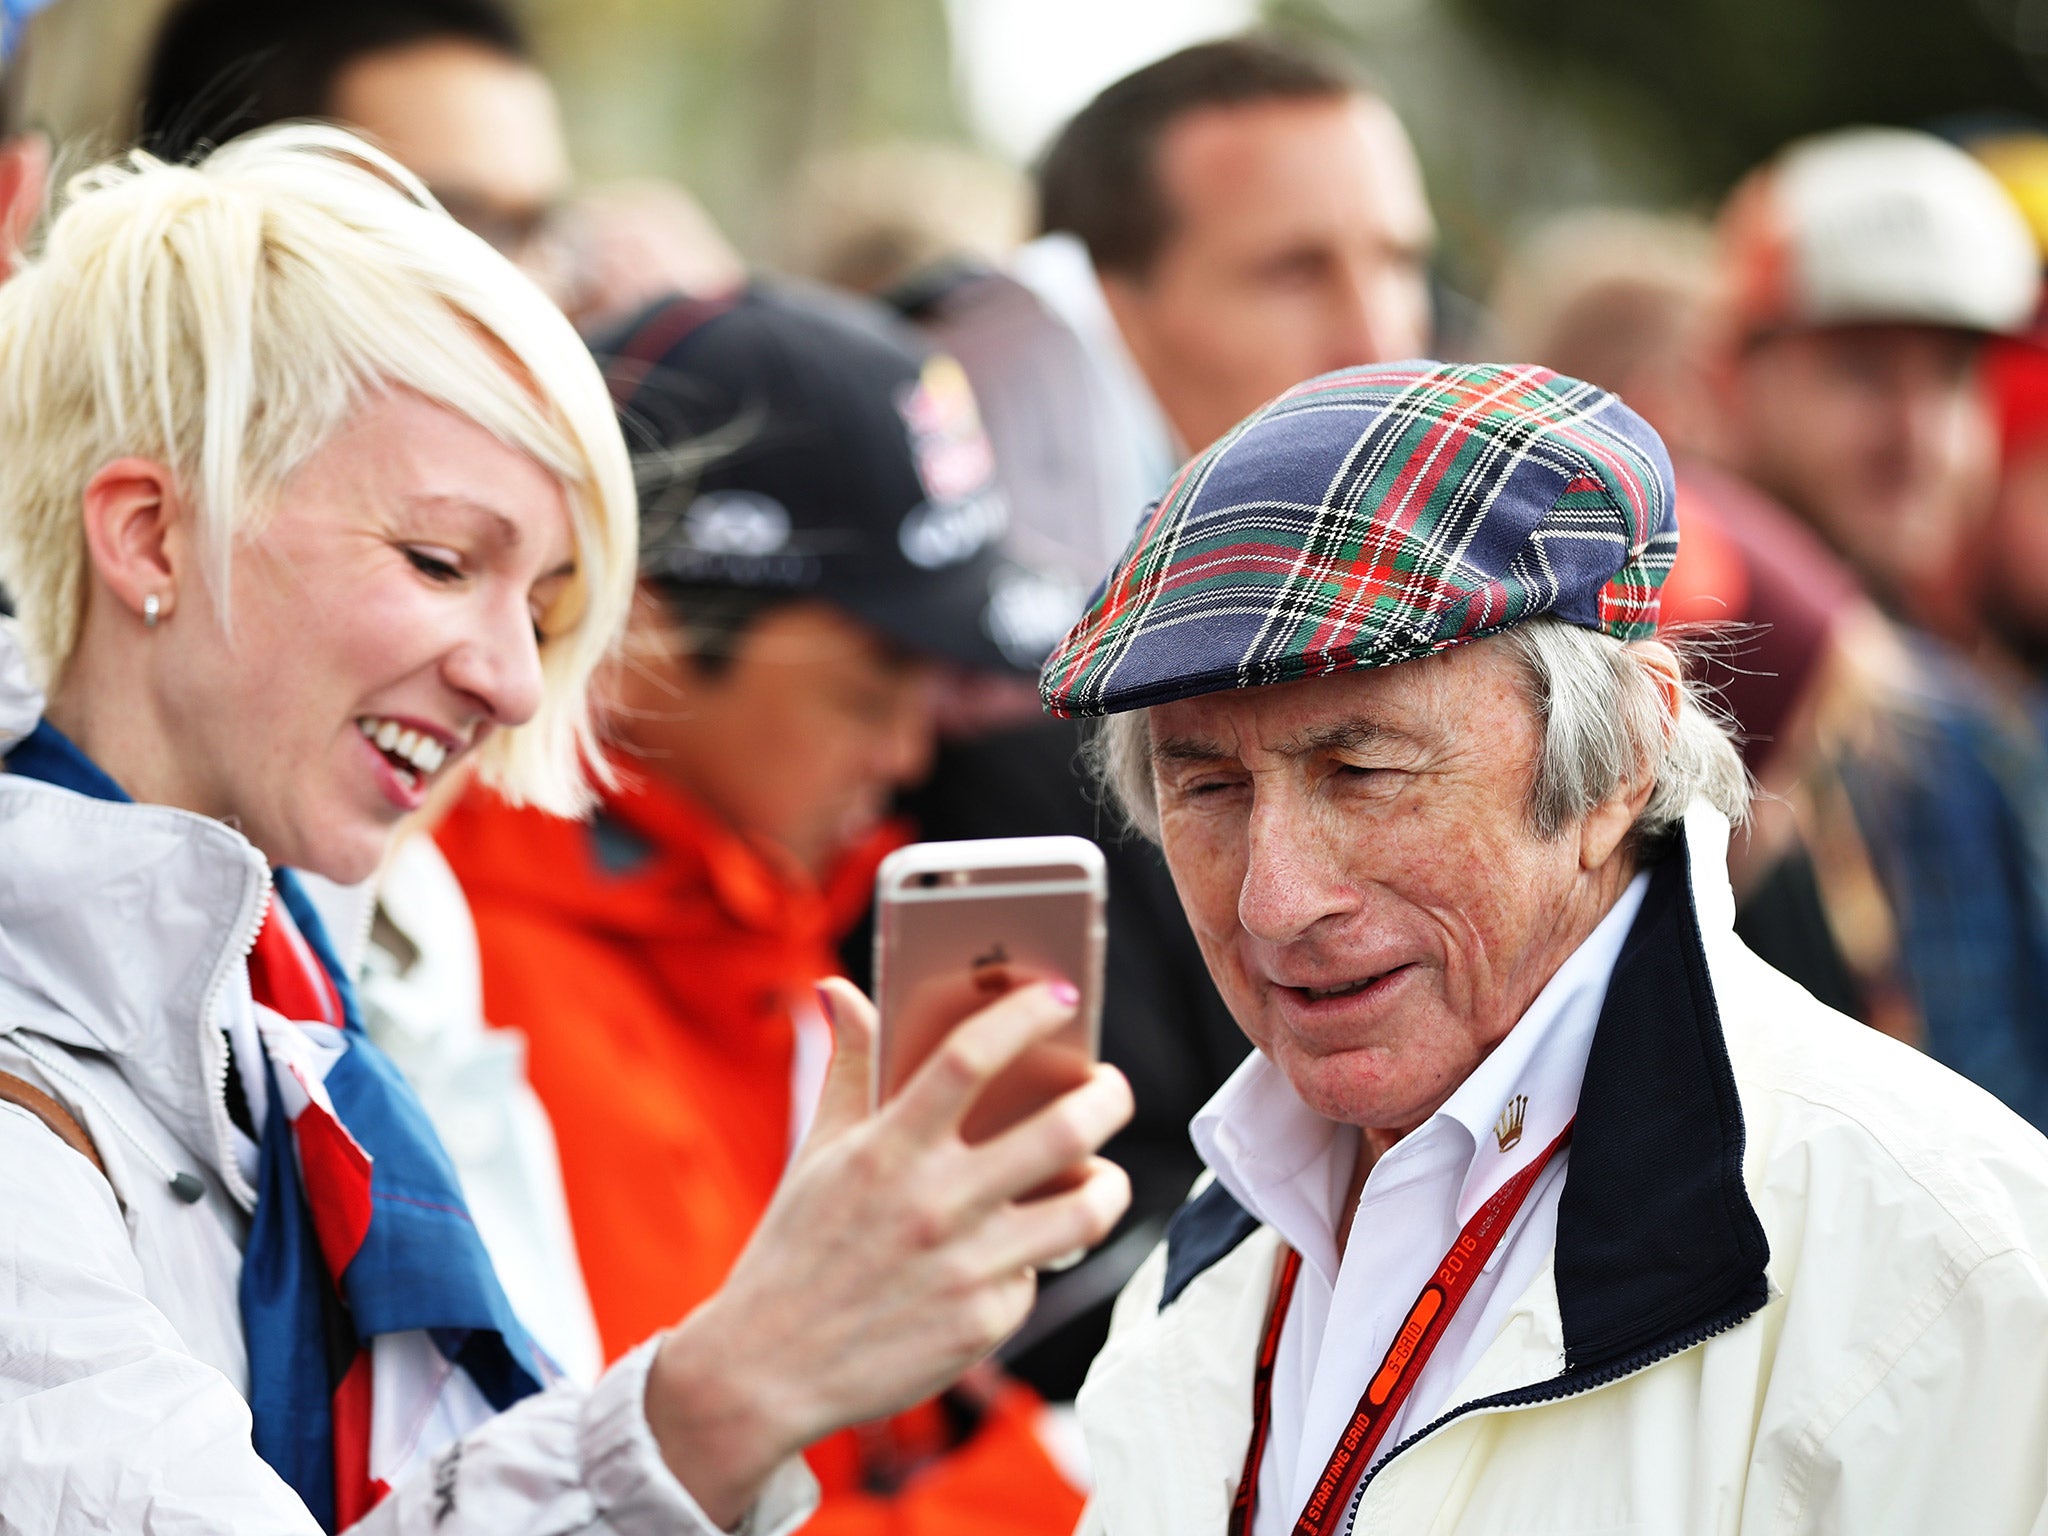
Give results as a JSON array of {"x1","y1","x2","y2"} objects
[{"x1": 645, "y1": 975, "x2": 1133, "y2": 1527}]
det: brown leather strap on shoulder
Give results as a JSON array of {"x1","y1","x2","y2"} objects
[{"x1": 0, "y1": 1068, "x2": 108, "y2": 1179}]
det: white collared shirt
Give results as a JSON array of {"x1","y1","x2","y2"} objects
[{"x1": 1192, "y1": 874, "x2": 1649, "y2": 1535}]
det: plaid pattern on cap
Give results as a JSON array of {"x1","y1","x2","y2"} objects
[{"x1": 1039, "y1": 361, "x2": 1677, "y2": 717}]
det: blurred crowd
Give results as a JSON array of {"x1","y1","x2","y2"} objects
[{"x1": 7, "y1": 0, "x2": 2048, "y2": 1524}]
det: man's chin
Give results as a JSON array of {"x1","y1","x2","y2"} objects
[{"x1": 1274, "y1": 1046, "x2": 1434, "y2": 1136}]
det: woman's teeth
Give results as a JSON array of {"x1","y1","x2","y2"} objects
[{"x1": 357, "y1": 717, "x2": 448, "y2": 785}]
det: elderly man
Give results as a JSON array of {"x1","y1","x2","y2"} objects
[{"x1": 1043, "y1": 361, "x2": 2048, "y2": 1533}]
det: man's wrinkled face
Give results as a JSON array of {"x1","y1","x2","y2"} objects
[
  {"x1": 1102, "y1": 93, "x2": 1435, "y2": 455},
  {"x1": 1149, "y1": 641, "x2": 1625, "y2": 1135},
  {"x1": 1725, "y1": 323, "x2": 1992, "y2": 603}
]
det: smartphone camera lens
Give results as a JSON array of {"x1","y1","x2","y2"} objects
[{"x1": 916, "y1": 872, "x2": 941, "y2": 889}]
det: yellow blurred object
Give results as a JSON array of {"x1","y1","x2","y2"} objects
[{"x1": 1974, "y1": 132, "x2": 2048, "y2": 259}]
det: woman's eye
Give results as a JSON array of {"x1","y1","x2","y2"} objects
[{"x1": 404, "y1": 546, "x2": 463, "y2": 582}]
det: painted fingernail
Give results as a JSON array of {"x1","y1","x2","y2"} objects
[{"x1": 1048, "y1": 979, "x2": 1081, "y2": 1007}]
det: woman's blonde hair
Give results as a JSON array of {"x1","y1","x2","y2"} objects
[{"x1": 0, "y1": 124, "x2": 636, "y2": 815}]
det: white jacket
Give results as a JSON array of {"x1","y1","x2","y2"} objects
[
  {"x1": 1077, "y1": 809, "x2": 2048, "y2": 1535},
  {"x1": 0, "y1": 641, "x2": 818, "y2": 1535}
]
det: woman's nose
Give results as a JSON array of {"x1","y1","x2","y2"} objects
[{"x1": 444, "y1": 603, "x2": 548, "y2": 728}]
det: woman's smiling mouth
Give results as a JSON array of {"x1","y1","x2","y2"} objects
[{"x1": 356, "y1": 714, "x2": 453, "y2": 794}]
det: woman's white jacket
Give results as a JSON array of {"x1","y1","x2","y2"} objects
[
  {"x1": 1077, "y1": 809, "x2": 2048, "y2": 1535},
  {"x1": 0, "y1": 649, "x2": 818, "y2": 1535}
]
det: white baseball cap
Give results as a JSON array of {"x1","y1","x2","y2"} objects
[{"x1": 1720, "y1": 126, "x2": 2040, "y2": 341}]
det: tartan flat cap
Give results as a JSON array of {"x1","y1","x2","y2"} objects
[{"x1": 1039, "y1": 360, "x2": 1678, "y2": 717}]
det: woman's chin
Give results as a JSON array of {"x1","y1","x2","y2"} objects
[
  {"x1": 307, "y1": 848, "x2": 386, "y2": 888},
  {"x1": 257, "y1": 818, "x2": 392, "y2": 888}
]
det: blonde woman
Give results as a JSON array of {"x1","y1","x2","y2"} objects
[{"x1": 0, "y1": 127, "x2": 1131, "y2": 1535}]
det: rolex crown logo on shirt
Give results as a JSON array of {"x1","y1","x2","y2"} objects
[{"x1": 1495, "y1": 1094, "x2": 1527, "y2": 1153}]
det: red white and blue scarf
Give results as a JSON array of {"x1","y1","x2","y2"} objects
[{"x1": 6, "y1": 719, "x2": 552, "y2": 1531}]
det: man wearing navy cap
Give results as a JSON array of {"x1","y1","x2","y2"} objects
[{"x1": 1049, "y1": 361, "x2": 2048, "y2": 1534}]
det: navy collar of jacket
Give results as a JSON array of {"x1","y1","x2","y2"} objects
[{"x1": 1159, "y1": 829, "x2": 1771, "y2": 1377}]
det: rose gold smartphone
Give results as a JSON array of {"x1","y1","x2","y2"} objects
[{"x1": 872, "y1": 836, "x2": 1107, "y2": 1146}]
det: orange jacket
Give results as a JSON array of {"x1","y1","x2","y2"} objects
[{"x1": 437, "y1": 766, "x2": 1083, "y2": 1534}]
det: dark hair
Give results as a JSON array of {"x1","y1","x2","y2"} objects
[
  {"x1": 649, "y1": 581, "x2": 797, "y2": 680},
  {"x1": 1036, "y1": 34, "x2": 1361, "y2": 278},
  {"x1": 139, "y1": 0, "x2": 529, "y2": 161}
]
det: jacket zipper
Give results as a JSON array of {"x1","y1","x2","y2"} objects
[
  {"x1": 1340, "y1": 1292, "x2": 1766, "y2": 1534},
  {"x1": 197, "y1": 859, "x2": 273, "y2": 1211},
  {"x1": 343, "y1": 870, "x2": 379, "y2": 987}
]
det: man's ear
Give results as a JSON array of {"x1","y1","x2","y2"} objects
[
  {"x1": 1577, "y1": 639, "x2": 1683, "y2": 871},
  {"x1": 0, "y1": 132, "x2": 49, "y2": 284},
  {"x1": 80, "y1": 458, "x2": 191, "y2": 627}
]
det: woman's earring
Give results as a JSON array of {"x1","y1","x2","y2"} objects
[{"x1": 143, "y1": 593, "x2": 161, "y2": 628}]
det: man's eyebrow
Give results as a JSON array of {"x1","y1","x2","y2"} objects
[
  {"x1": 1151, "y1": 734, "x2": 1234, "y2": 765},
  {"x1": 1285, "y1": 717, "x2": 1411, "y2": 756},
  {"x1": 1150, "y1": 716, "x2": 1416, "y2": 765}
]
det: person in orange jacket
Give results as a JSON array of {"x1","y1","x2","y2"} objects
[{"x1": 439, "y1": 283, "x2": 1084, "y2": 1533}]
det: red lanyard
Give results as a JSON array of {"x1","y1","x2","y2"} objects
[{"x1": 1228, "y1": 1121, "x2": 1573, "y2": 1536}]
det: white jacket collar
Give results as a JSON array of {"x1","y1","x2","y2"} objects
[
  {"x1": 0, "y1": 766, "x2": 270, "y2": 1202},
  {"x1": 1678, "y1": 802, "x2": 1737, "y2": 936}
]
